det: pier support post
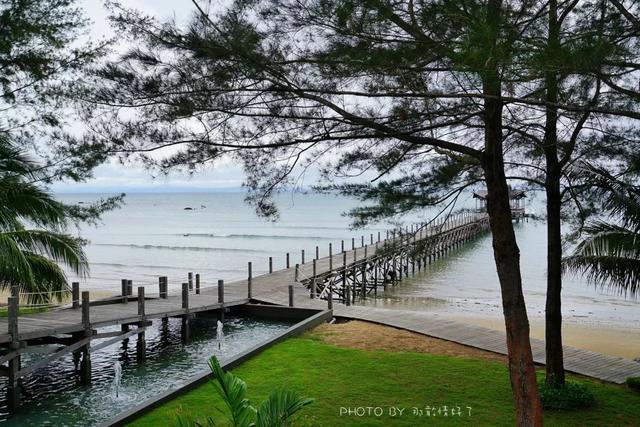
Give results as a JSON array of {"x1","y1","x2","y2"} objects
[
  {"x1": 351, "y1": 265, "x2": 357, "y2": 303},
  {"x1": 345, "y1": 285, "x2": 351, "y2": 306},
  {"x1": 218, "y1": 279, "x2": 225, "y2": 322},
  {"x1": 328, "y1": 284, "x2": 333, "y2": 310},
  {"x1": 195, "y1": 274, "x2": 200, "y2": 295},
  {"x1": 361, "y1": 263, "x2": 367, "y2": 300},
  {"x1": 181, "y1": 283, "x2": 190, "y2": 343},
  {"x1": 247, "y1": 262, "x2": 252, "y2": 298},
  {"x1": 137, "y1": 287, "x2": 146, "y2": 361},
  {"x1": 313, "y1": 259, "x2": 317, "y2": 278},
  {"x1": 329, "y1": 243, "x2": 333, "y2": 270},
  {"x1": 121, "y1": 279, "x2": 128, "y2": 304},
  {"x1": 159, "y1": 276, "x2": 167, "y2": 299},
  {"x1": 288, "y1": 284, "x2": 294, "y2": 307},
  {"x1": 127, "y1": 280, "x2": 133, "y2": 298},
  {"x1": 80, "y1": 291, "x2": 92, "y2": 385},
  {"x1": 72, "y1": 282, "x2": 80, "y2": 309},
  {"x1": 7, "y1": 295, "x2": 20, "y2": 411}
]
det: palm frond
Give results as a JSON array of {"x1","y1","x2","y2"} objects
[
  {"x1": 564, "y1": 254, "x2": 640, "y2": 298},
  {"x1": 255, "y1": 389, "x2": 314, "y2": 427},
  {"x1": 0, "y1": 178, "x2": 68, "y2": 230},
  {"x1": 3, "y1": 229, "x2": 88, "y2": 277},
  {"x1": 208, "y1": 356, "x2": 256, "y2": 427},
  {"x1": 0, "y1": 232, "x2": 36, "y2": 289}
]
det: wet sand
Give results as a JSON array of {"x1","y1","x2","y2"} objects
[{"x1": 446, "y1": 313, "x2": 640, "y2": 360}]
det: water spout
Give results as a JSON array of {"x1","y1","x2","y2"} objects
[
  {"x1": 113, "y1": 361, "x2": 122, "y2": 398},
  {"x1": 216, "y1": 320, "x2": 225, "y2": 350}
]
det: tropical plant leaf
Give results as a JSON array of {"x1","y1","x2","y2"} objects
[
  {"x1": 255, "y1": 388, "x2": 314, "y2": 427},
  {"x1": 208, "y1": 356, "x2": 257, "y2": 427}
]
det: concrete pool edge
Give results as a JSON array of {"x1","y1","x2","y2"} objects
[{"x1": 100, "y1": 306, "x2": 332, "y2": 427}]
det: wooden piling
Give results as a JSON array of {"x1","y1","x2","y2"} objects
[
  {"x1": 137, "y1": 286, "x2": 146, "y2": 361},
  {"x1": 329, "y1": 243, "x2": 333, "y2": 270},
  {"x1": 288, "y1": 284, "x2": 294, "y2": 307},
  {"x1": 80, "y1": 291, "x2": 91, "y2": 385},
  {"x1": 247, "y1": 262, "x2": 253, "y2": 298},
  {"x1": 7, "y1": 296, "x2": 20, "y2": 411},
  {"x1": 218, "y1": 279, "x2": 224, "y2": 304},
  {"x1": 121, "y1": 279, "x2": 128, "y2": 304},
  {"x1": 195, "y1": 274, "x2": 201, "y2": 295},
  {"x1": 182, "y1": 283, "x2": 189, "y2": 310},
  {"x1": 72, "y1": 282, "x2": 80, "y2": 309}
]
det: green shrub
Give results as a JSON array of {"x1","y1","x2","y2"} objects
[
  {"x1": 627, "y1": 377, "x2": 640, "y2": 392},
  {"x1": 539, "y1": 381, "x2": 596, "y2": 410}
]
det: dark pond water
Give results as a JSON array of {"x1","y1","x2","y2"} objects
[{"x1": 0, "y1": 316, "x2": 293, "y2": 426}]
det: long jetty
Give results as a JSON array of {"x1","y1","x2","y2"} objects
[{"x1": 1, "y1": 208, "x2": 638, "y2": 413}]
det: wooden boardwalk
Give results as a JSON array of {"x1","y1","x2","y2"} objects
[{"x1": 1, "y1": 210, "x2": 638, "y2": 411}]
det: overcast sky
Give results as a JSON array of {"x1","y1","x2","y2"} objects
[{"x1": 54, "y1": 0, "x2": 249, "y2": 193}]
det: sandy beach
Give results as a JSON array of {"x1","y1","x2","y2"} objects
[{"x1": 446, "y1": 313, "x2": 640, "y2": 359}]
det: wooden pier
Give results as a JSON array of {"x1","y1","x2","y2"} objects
[{"x1": 1, "y1": 208, "x2": 639, "y2": 413}]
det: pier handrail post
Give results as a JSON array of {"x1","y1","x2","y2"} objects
[
  {"x1": 361, "y1": 235, "x2": 364, "y2": 247},
  {"x1": 72, "y1": 282, "x2": 80, "y2": 309},
  {"x1": 188, "y1": 272, "x2": 193, "y2": 291},
  {"x1": 195, "y1": 274, "x2": 201, "y2": 295},
  {"x1": 310, "y1": 278, "x2": 316, "y2": 299},
  {"x1": 137, "y1": 286, "x2": 146, "y2": 361},
  {"x1": 182, "y1": 283, "x2": 189, "y2": 310},
  {"x1": 370, "y1": 233, "x2": 373, "y2": 245},
  {"x1": 329, "y1": 243, "x2": 333, "y2": 270},
  {"x1": 288, "y1": 284, "x2": 294, "y2": 307},
  {"x1": 328, "y1": 285, "x2": 333, "y2": 310},
  {"x1": 248, "y1": 262, "x2": 252, "y2": 298},
  {"x1": 351, "y1": 237, "x2": 355, "y2": 250},
  {"x1": 378, "y1": 231, "x2": 381, "y2": 243},
  {"x1": 138, "y1": 287, "x2": 145, "y2": 318},
  {"x1": 301, "y1": 249, "x2": 305, "y2": 264},
  {"x1": 80, "y1": 291, "x2": 92, "y2": 384},
  {"x1": 269, "y1": 256, "x2": 273, "y2": 273},
  {"x1": 286, "y1": 253, "x2": 290, "y2": 269},
  {"x1": 7, "y1": 295, "x2": 20, "y2": 410},
  {"x1": 121, "y1": 279, "x2": 128, "y2": 304},
  {"x1": 218, "y1": 279, "x2": 225, "y2": 304},
  {"x1": 294, "y1": 264, "x2": 300, "y2": 281},
  {"x1": 81, "y1": 291, "x2": 91, "y2": 332},
  {"x1": 315, "y1": 245, "x2": 319, "y2": 260},
  {"x1": 341, "y1": 240, "x2": 344, "y2": 252},
  {"x1": 161, "y1": 276, "x2": 168, "y2": 299},
  {"x1": 313, "y1": 258, "x2": 317, "y2": 278},
  {"x1": 127, "y1": 280, "x2": 133, "y2": 297}
]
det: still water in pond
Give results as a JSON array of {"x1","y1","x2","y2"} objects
[{"x1": 0, "y1": 316, "x2": 293, "y2": 426}]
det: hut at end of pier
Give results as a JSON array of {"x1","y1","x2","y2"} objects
[{"x1": 472, "y1": 188, "x2": 526, "y2": 219}]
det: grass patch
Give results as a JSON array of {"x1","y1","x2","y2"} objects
[
  {"x1": 0, "y1": 306, "x2": 50, "y2": 317},
  {"x1": 130, "y1": 338, "x2": 640, "y2": 427}
]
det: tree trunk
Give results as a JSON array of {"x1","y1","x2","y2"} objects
[
  {"x1": 482, "y1": 3, "x2": 542, "y2": 425},
  {"x1": 544, "y1": 0, "x2": 566, "y2": 387}
]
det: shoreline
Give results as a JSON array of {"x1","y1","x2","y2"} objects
[{"x1": 444, "y1": 313, "x2": 640, "y2": 360}]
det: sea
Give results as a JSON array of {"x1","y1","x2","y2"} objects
[{"x1": 58, "y1": 192, "x2": 639, "y2": 330}]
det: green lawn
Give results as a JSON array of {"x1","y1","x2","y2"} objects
[
  {"x1": 0, "y1": 306, "x2": 50, "y2": 317},
  {"x1": 130, "y1": 335, "x2": 640, "y2": 426}
]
